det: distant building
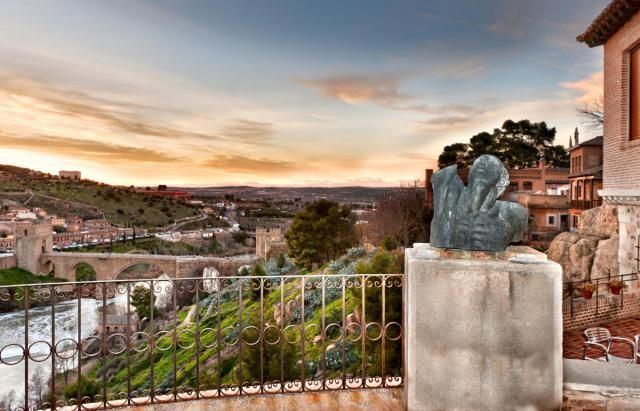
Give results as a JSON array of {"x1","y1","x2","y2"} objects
[
  {"x1": 49, "y1": 216, "x2": 66, "y2": 227},
  {"x1": 567, "y1": 136, "x2": 603, "y2": 230},
  {"x1": 65, "y1": 216, "x2": 83, "y2": 232},
  {"x1": 136, "y1": 189, "x2": 191, "y2": 200},
  {"x1": 59, "y1": 170, "x2": 81, "y2": 180},
  {"x1": 84, "y1": 219, "x2": 111, "y2": 230},
  {"x1": 0, "y1": 236, "x2": 14, "y2": 252}
]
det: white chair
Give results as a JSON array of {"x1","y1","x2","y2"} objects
[{"x1": 583, "y1": 327, "x2": 637, "y2": 364}]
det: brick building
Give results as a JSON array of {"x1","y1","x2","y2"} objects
[
  {"x1": 578, "y1": 0, "x2": 640, "y2": 275},
  {"x1": 567, "y1": 136, "x2": 603, "y2": 230},
  {"x1": 59, "y1": 170, "x2": 81, "y2": 180}
]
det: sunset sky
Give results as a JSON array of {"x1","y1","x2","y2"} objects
[{"x1": 0, "y1": 0, "x2": 606, "y2": 186}]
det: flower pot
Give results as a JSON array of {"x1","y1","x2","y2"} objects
[
  {"x1": 581, "y1": 289, "x2": 594, "y2": 299},
  {"x1": 610, "y1": 286, "x2": 622, "y2": 295}
]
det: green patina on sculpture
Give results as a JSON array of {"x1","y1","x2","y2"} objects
[{"x1": 430, "y1": 155, "x2": 528, "y2": 252}]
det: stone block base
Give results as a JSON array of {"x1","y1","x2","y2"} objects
[{"x1": 404, "y1": 244, "x2": 562, "y2": 410}]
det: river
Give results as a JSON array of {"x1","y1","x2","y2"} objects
[{"x1": 0, "y1": 299, "x2": 101, "y2": 401}]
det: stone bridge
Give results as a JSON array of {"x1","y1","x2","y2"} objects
[{"x1": 41, "y1": 252, "x2": 255, "y2": 281}]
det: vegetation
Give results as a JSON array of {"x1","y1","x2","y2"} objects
[
  {"x1": 0, "y1": 267, "x2": 64, "y2": 286},
  {"x1": 369, "y1": 181, "x2": 431, "y2": 247},
  {"x1": 131, "y1": 285, "x2": 159, "y2": 320},
  {"x1": 438, "y1": 119, "x2": 569, "y2": 169},
  {"x1": 73, "y1": 248, "x2": 401, "y2": 399},
  {"x1": 0, "y1": 165, "x2": 198, "y2": 228},
  {"x1": 65, "y1": 236, "x2": 222, "y2": 256},
  {"x1": 74, "y1": 263, "x2": 96, "y2": 282},
  {"x1": 285, "y1": 199, "x2": 357, "y2": 269}
]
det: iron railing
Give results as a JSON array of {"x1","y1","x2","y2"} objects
[
  {"x1": 563, "y1": 237, "x2": 640, "y2": 318},
  {"x1": 569, "y1": 199, "x2": 603, "y2": 210},
  {"x1": 0, "y1": 273, "x2": 403, "y2": 410}
]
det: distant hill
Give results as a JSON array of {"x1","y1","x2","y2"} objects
[
  {"x1": 0, "y1": 165, "x2": 199, "y2": 228},
  {"x1": 177, "y1": 185, "x2": 399, "y2": 204}
]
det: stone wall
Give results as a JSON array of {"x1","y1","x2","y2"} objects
[
  {"x1": 110, "y1": 388, "x2": 403, "y2": 411},
  {"x1": 0, "y1": 254, "x2": 16, "y2": 270}
]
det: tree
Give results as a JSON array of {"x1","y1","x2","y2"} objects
[
  {"x1": 131, "y1": 285, "x2": 158, "y2": 320},
  {"x1": 577, "y1": 95, "x2": 604, "y2": 131},
  {"x1": 276, "y1": 253, "x2": 287, "y2": 269},
  {"x1": 381, "y1": 235, "x2": 398, "y2": 251},
  {"x1": 438, "y1": 143, "x2": 469, "y2": 169},
  {"x1": 369, "y1": 181, "x2": 431, "y2": 247},
  {"x1": 249, "y1": 264, "x2": 266, "y2": 301},
  {"x1": 437, "y1": 119, "x2": 569, "y2": 169},
  {"x1": 285, "y1": 199, "x2": 357, "y2": 270}
]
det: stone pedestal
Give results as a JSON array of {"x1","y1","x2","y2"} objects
[{"x1": 404, "y1": 244, "x2": 562, "y2": 411}]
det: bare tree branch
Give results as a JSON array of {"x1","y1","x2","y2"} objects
[{"x1": 577, "y1": 95, "x2": 604, "y2": 131}]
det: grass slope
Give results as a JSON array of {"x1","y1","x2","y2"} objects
[{"x1": 0, "y1": 165, "x2": 199, "y2": 228}]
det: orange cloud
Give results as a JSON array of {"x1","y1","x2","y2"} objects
[
  {"x1": 202, "y1": 155, "x2": 300, "y2": 176},
  {"x1": 0, "y1": 131, "x2": 182, "y2": 163},
  {"x1": 300, "y1": 74, "x2": 410, "y2": 106},
  {"x1": 561, "y1": 71, "x2": 603, "y2": 105}
]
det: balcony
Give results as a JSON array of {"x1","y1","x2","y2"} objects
[
  {"x1": 570, "y1": 199, "x2": 602, "y2": 210},
  {"x1": 0, "y1": 273, "x2": 403, "y2": 410}
]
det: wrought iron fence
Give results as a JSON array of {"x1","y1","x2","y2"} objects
[
  {"x1": 563, "y1": 237, "x2": 640, "y2": 318},
  {"x1": 0, "y1": 273, "x2": 403, "y2": 410}
]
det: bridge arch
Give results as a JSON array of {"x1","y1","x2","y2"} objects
[
  {"x1": 73, "y1": 262, "x2": 97, "y2": 282},
  {"x1": 112, "y1": 261, "x2": 174, "y2": 281}
]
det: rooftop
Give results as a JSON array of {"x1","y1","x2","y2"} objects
[{"x1": 577, "y1": 0, "x2": 640, "y2": 47}]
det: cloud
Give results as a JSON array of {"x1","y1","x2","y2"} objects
[
  {"x1": 202, "y1": 155, "x2": 300, "y2": 176},
  {"x1": 0, "y1": 131, "x2": 181, "y2": 163},
  {"x1": 222, "y1": 119, "x2": 273, "y2": 142},
  {"x1": 300, "y1": 73, "x2": 481, "y2": 118},
  {"x1": 0, "y1": 75, "x2": 221, "y2": 142},
  {"x1": 560, "y1": 71, "x2": 603, "y2": 105},
  {"x1": 415, "y1": 115, "x2": 474, "y2": 131},
  {"x1": 300, "y1": 74, "x2": 410, "y2": 106}
]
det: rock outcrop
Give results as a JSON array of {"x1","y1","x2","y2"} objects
[{"x1": 547, "y1": 205, "x2": 619, "y2": 283}]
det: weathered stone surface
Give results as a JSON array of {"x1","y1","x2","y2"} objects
[
  {"x1": 107, "y1": 388, "x2": 404, "y2": 411},
  {"x1": 548, "y1": 204, "x2": 623, "y2": 284},
  {"x1": 591, "y1": 235, "x2": 620, "y2": 280},
  {"x1": 579, "y1": 204, "x2": 619, "y2": 238},
  {"x1": 404, "y1": 243, "x2": 562, "y2": 411},
  {"x1": 430, "y1": 155, "x2": 528, "y2": 252},
  {"x1": 618, "y1": 205, "x2": 640, "y2": 275}
]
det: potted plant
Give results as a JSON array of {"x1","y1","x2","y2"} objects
[
  {"x1": 608, "y1": 279, "x2": 628, "y2": 295},
  {"x1": 578, "y1": 282, "x2": 596, "y2": 299}
]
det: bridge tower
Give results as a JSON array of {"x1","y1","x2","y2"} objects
[{"x1": 15, "y1": 220, "x2": 53, "y2": 275}]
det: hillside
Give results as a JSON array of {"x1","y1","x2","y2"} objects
[
  {"x1": 74, "y1": 249, "x2": 403, "y2": 400},
  {"x1": 0, "y1": 165, "x2": 199, "y2": 228}
]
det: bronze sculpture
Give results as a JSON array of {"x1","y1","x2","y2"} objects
[{"x1": 430, "y1": 155, "x2": 527, "y2": 251}]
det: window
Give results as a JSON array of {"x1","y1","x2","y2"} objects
[
  {"x1": 577, "y1": 181, "x2": 583, "y2": 199},
  {"x1": 547, "y1": 215, "x2": 556, "y2": 226},
  {"x1": 631, "y1": 46, "x2": 640, "y2": 140},
  {"x1": 508, "y1": 182, "x2": 518, "y2": 192},
  {"x1": 523, "y1": 181, "x2": 533, "y2": 191}
]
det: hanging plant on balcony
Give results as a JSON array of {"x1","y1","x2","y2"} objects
[
  {"x1": 577, "y1": 282, "x2": 596, "y2": 299},
  {"x1": 608, "y1": 279, "x2": 628, "y2": 295}
]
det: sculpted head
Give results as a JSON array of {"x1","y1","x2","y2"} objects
[{"x1": 468, "y1": 155, "x2": 510, "y2": 197}]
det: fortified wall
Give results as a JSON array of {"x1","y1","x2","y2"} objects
[{"x1": 255, "y1": 227, "x2": 288, "y2": 260}]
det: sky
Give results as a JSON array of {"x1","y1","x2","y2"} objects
[{"x1": 0, "y1": 0, "x2": 607, "y2": 187}]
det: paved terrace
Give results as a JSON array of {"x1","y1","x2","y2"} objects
[{"x1": 564, "y1": 317, "x2": 640, "y2": 360}]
